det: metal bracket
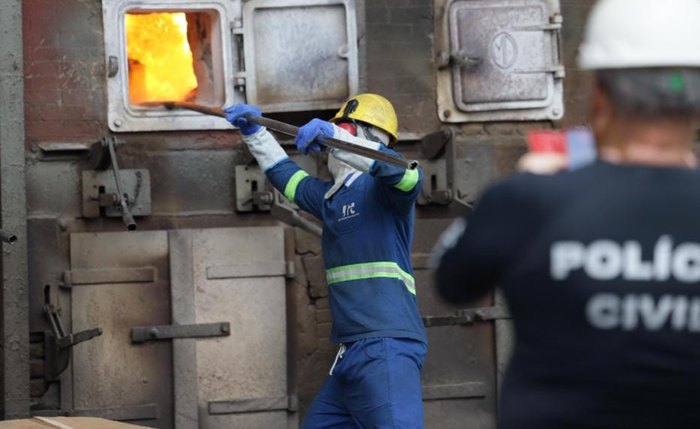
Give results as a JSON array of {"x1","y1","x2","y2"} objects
[
  {"x1": 41, "y1": 288, "x2": 84, "y2": 381},
  {"x1": 36, "y1": 142, "x2": 91, "y2": 162},
  {"x1": 63, "y1": 267, "x2": 156, "y2": 287},
  {"x1": 82, "y1": 169, "x2": 151, "y2": 221},
  {"x1": 417, "y1": 158, "x2": 453, "y2": 206},
  {"x1": 42, "y1": 314, "x2": 102, "y2": 380},
  {"x1": 131, "y1": 322, "x2": 231, "y2": 344},
  {"x1": 45, "y1": 302, "x2": 102, "y2": 350},
  {"x1": 420, "y1": 128, "x2": 453, "y2": 160},
  {"x1": 208, "y1": 395, "x2": 298, "y2": 415},
  {"x1": 422, "y1": 382, "x2": 486, "y2": 401},
  {"x1": 422, "y1": 306, "x2": 511, "y2": 328},
  {"x1": 83, "y1": 138, "x2": 150, "y2": 230},
  {"x1": 270, "y1": 190, "x2": 323, "y2": 238},
  {"x1": 235, "y1": 165, "x2": 273, "y2": 212}
]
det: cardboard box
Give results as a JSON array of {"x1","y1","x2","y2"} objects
[{"x1": 0, "y1": 417, "x2": 147, "y2": 429}]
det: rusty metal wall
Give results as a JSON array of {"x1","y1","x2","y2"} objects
[
  {"x1": 16, "y1": 0, "x2": 600, "y2": 426},
  {"x1": 0, "y1": 0, "x2": 30, "y2": 419}
]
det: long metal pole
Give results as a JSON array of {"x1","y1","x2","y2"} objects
[
  {"x1": 162, "y1": 102, "x2": 419, "y2": 170},
  {"x1": 106, "y1": 138, "x2": 137, "y2": 231},
  {"x1": 0, "y1": 0, "x2": 29, "y2": 418}
]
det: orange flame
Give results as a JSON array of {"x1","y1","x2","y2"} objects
[{"x1": 126, "y1": 12, "x2": 198, "y2": 104}]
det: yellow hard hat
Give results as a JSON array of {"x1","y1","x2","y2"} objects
[{"x1": 331, "y1": 93, "x2": 399, "y2": 144}]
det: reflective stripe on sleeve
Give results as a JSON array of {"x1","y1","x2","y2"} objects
[
  {"x1": 284, "y1": 170, "x2": 310, "y2": 202},
  {"x1": 394, "y1": 169, "x2": 420, "y2": 192},
  {"x1": 326, "y1": 261, "x2": 416, "y2": 295}
]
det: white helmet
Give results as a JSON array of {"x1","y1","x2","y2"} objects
[{"x1": 578, "y1": 0, "x2": 700, "y2": 70}]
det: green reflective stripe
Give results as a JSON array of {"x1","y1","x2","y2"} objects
[
  {"x1": 284, "y1": 170, "x2": 309, "y2": 202},
  {"x1": 394, "y1": 169, "x2": 419, "y2": 192},
  {"x1": 326, "y1": 262, "x2": 416, "y2": 295}
]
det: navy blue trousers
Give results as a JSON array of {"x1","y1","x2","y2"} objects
[{"x1": 301, "y1": 337, "x2": 427, "y2": 429}]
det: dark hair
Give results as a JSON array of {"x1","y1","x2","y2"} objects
[{"x1": 596, "y1": 68, "x2": 700, "y2": 116}]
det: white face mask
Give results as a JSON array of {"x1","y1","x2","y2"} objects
[
  {"x1": 328, "y1": 151, "x2": 355, "y2": 183},
  {"x1": 324, "y1": 151, "x2": 358, "y2": 199},
  {"x1": 323, "y1": 124, "x2": 389, "y2": 199}
]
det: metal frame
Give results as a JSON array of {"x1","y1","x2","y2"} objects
[
  {"x1": 103, "y1": 0, "x2": 239, "y2": 132},
  {"x1": 241, "y1": 0, "x2": 359, "y2": 112},
  {"x1": 0, "y1": 0, "x2": 30, "y2": 418},
  {"x1": 169, "y1": 231, "x2": 199, "y2": 429}
]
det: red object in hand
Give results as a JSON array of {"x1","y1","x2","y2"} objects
[{"x1": 527, "y1": 130, "x2": 567, "y2": 154}]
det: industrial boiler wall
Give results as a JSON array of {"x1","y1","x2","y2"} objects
[{"x1": 19, "y1": 0, "x2": 598, "y2": 426}]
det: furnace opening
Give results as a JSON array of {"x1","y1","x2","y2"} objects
[{"x1": 125, "y1": 10, "x2": 224, "y2": 107}]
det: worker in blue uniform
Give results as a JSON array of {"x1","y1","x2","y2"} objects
[{"x1": 224, "y1": 93, "x2": 428, "y2": 429}]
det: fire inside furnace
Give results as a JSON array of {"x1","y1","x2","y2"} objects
[{"x1": 126, "y1": 12, "x2": 198, "y2": 104}]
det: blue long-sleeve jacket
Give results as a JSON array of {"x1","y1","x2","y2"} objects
[{"x1": 266, "y1": 146, "x2": 427, "y2": 344}]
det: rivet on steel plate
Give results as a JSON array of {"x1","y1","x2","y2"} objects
[
  {"x1": 113, "y1": 119, "x2": 123, "y2": 128},
  {"x1": 337, "y1": 44, "x2": 349, "y2": 59}
]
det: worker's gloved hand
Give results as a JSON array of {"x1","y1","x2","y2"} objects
[
  {"x1": 224, "y1": 104, "x2": 262, "y2": 136},
  {"x1": 295, "y1": 119, "x2": 333, "y2": 155}
]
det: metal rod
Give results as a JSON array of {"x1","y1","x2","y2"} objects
[
  {"x1": 0, "y1": 230, "x2": 17, "y2": 244},
  {"x1": 270, "y1": 203, "x2": 322, "y2": 238},
  {"x1": 106, "y1": 138, "x2": 137, "y2": 231},
  {"x1": 247, "y1": 115, "x2": 419, "y2": 170},
  {"x1": 161, "y1": 102, "x2": 419, "y2": 170}
]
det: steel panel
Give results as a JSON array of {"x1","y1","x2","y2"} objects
[
  {"x1": 169, "y1": 230, "x2": 198, "y2": 429},
  {"x1": 0, "y1": 0, "x2": 29, "y2": 417},
  {"x1": 27, "y1": 161, "x2": 83, "y2": 220},
  {"x1": 66, "y1": 267, "x2": 156, "y2": 286},
  {"x1": 70, "y1": 232, "x2": 173, "y2": 429},
  {"x1": 242, "y1": 0, "x2": 358, "y2": 112},
  {"x1": 435, "y1": 0, "x2": 564, "y2": 122},
  {"x1": 178, "y1": 227, "x2": 294, "y2": 429},
  {"x1": 450, "y1": 0, "x2": 552, "y2": 109},
  {"x1": 413, "y1": 219, "x2": 498, "y2": 429}
]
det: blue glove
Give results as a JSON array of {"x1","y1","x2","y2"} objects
[
  {"x1": 224, "y1": 104, "x2": 262, "y2": 136},
  {"x1": 295, "y1": 119, "x2": 333, "y2": 155}
]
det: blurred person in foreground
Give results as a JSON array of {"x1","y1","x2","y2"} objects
[{"x1": 433, "y1": 0, "x2": 700, "y2": 428}]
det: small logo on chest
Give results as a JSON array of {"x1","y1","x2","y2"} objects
[{"x1": 339, "y1": 202, "x2": 359, "y2": 221}]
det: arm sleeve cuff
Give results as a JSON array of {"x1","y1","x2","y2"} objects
[{"x1": 242, "y1": 127, "x2": 289, "y2": 172}]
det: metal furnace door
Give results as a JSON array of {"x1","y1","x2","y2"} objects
[
  {"x1": 436, "y1": 0, "x2": 564, "y2": 122},
  {"x1": 241, "y1": 0, "x2": 359, "y2": 112},
  {"x1": 69, "y1": 231, "x2": 173, "y2": 428},
  {"x1": 170, "y1": 227, "x2": 295, "y2": 429},
  {"x1": 414, "y1": 219, "x2": 500, "y2": 429},
  {"x1": 68, "y1": 227, "x2": 293, "y2": 429}
]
